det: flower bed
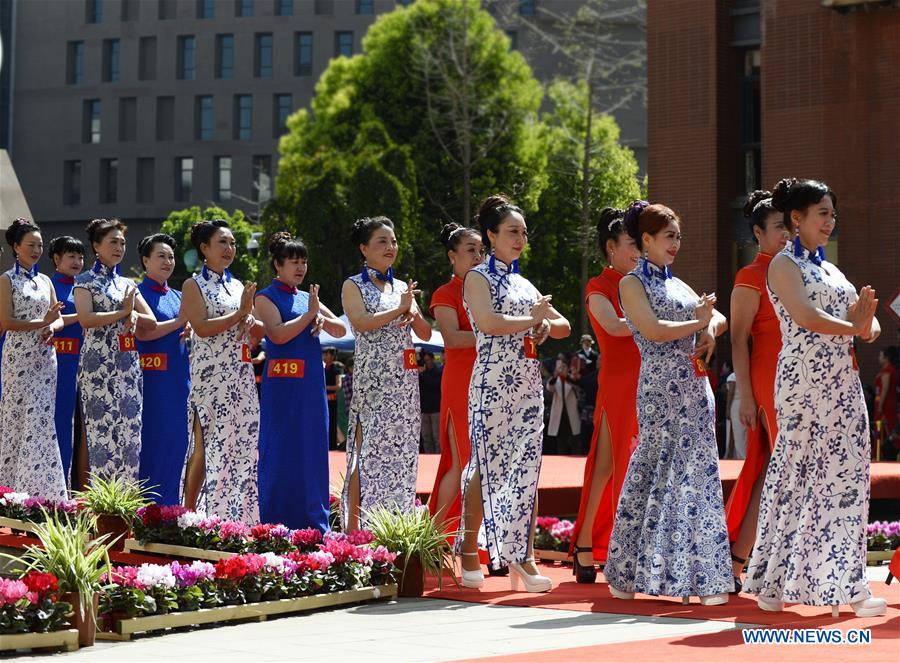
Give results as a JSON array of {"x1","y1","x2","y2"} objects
[
  {"x1": 866, "y1": 521, "x2": 899, "y2": 565},
  {"x1": 533, "y1": 517, "x2": 574, "y2": 562},
  {"x1": 0, "y1": 570, "x2": 78, "y2": 652},
  {"x1": 0, "y1": 487, "x2": 79, "y2": 532}
]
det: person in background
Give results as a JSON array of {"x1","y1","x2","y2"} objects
[
  {"x1": 875, "y1": 346, "x2": 898, "y2": 457},
  {"x1": 545, "y1": 359, "x2": 581, "y2": 455},
  {"x1": 576, "y1": 334, "x2": 598, "y2": 374},
  {"x1": 323, "y1": 347, "x2": 340, "y2": 450},
  {"x1": 337, "y1": 356, "x2": 354, "y2": 448},
  {"x1": 418, "y1": 350, "x2": 443, "y2": 453}
]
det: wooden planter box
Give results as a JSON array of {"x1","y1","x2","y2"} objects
[
  {"x1": 866, "y1": 549, "x2": 895, "y2": 565},
  {"x1": 0, "y1": 516, "x2": 39, "y2": 535},
  {"x1": 123, "y1": 539, "x2": 237, "y2": 562},
  {"x1": 97, "y1": 583, "x2": 397, "y2": 641},
  {"x1": 0, "y1": 629, "x2": 79, "y2": 652},
  {"x1": 534, "y1": 549, "x2": 572, "y2": 564}
]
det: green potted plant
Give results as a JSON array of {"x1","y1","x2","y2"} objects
[
  {"x1": 365, "y1": 505, "x2": 457, "y2": 598},
  {"x1": 73, "y1": 473, "x2": 155, "y2": 551},
  {"x1": 11, "y1": 511, "x2": 113, "y2": 646}
]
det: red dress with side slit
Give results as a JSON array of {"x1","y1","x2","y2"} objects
[
  {"x1": 571, "y1": 268, "x2": 640, "y2": 562},
  {"x1": 725, "y1": 252, "x2": 781, "y2": 541},
  {"x1": 427, "y1": 275, "x2": 477, "y2": 532}
]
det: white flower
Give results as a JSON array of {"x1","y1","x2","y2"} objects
[
  {"x1": 0, "y1": 492, "x2": 30, "y2": 506},
  {"x1": 177, "y1": 511, "x2": 209, "y2": 529},
  {"x1": 260, "y1": 552, "x2": 284, "y2": 572},
  {"x1": 136, "y1": 564, "x2": 176, "y2": 589}
]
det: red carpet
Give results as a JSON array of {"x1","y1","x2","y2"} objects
[{"x1": 328, "y1": 452, "x2": 900, "y2": 516}]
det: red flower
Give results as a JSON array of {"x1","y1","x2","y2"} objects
[
  {"x1": 0, "y1": 486, "x2": 13, "y2": 497},
  {"x1": 138, "y1": 504, "x2": 162, "y2": 525},
  {"x1": 22, "y1": 571, "x2": 59, "y2": 598},
  {"x1": 214, "y1": 554, "x2": 266, "y2": 580},
  {"x1": 250, "y1": 524, "x2": 274, "y2": 541},
  {"x1": 290, "y1": 528, "x2": 323, "y2": 548}
]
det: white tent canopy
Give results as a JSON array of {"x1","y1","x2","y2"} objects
[{"x1": 317, "y1": 314, "x2": 444, "y2": 353}]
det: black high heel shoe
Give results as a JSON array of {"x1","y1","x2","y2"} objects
[
  {"x1": 573, "y1": 546, "x2": 597, "y2": 584},
  {"x1": 730, "y1": 552, "x2": 746, "y2": 594}
]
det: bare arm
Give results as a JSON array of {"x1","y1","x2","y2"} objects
[
  {"x1": 587, "y1": 293, "x2": 631, "y2": 337},
  {"x1": 320, "y1": 303, "x2": 346, "y2": 338},
  {"x1": 463, "y1": 272, "x2": 539, "y2": 336},
  {"x1": 730, "y1": 285, "x2": 760, "y2": 428},
  {"x1": 254, "y1": 294, "x2": 319, "y2": 345},
  {"x1": 341, "y1": 280, "x2": 407, "y2": 333},
  {"x1": 543, "y1": 303, "x2": 571, "y2": 339},
  {"x1": 0, "y1": 276, "x2": 64, "y2": 332},
  {"x1": 135, "y1": 311, "x2": 185, "y2": 342},
  {"x1": 619, "y1": 275, "x2": 709, "y2": 343},
  {"x1": 132, "y1": 292, "x2": 158, "y2": 332},
  {"x1": 73, "y1": 287, "x2": 128, "y2": 329},
  {"x1": 433, "y1": 306, "x2": 475, "y2": 348},
  {"x1": 181, "y1": 278, "x2": 251, "y2": 338},
  {"x1": 409, "y1": 299, "x2": 432, "y2": 341}
]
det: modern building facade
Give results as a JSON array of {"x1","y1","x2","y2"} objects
[
  {"x1": 647, "y1": 0, "x2": 898, "y2": 377},
  {"x1": 0, "y1": 0, "x2": 647, "y2": 272}
]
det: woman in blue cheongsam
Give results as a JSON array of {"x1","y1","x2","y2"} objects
[
  {"x1": 256, "y1": 232, "x2": 346, "y2": 529},
  {"x1": 135, "y1": 234, "x2": 190, "y2": 505}
]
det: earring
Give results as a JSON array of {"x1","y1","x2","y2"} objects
[{"x1": 792, "y1": 225, "x2": 802, "y2": 257}]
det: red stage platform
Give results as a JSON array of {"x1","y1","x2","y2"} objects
[{"x1": 328, "y1": 452, "x2": 900, "y2": 517}]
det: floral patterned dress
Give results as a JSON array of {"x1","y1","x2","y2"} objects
[
  {"x1": 744, "y1": 247, "x2": 872, "y2": 606},
  {"x1": 341, "y1": 269, "x2": 420, "y2": 528},
  {"x1": 75, "y1": 263, "x2": 143, "y2": 481},
  {"x1": 0, "y1": 268, "x2": 67, "y2": 499},
  {"x1": 180, "y1": 269, "x2": 259, "y2": 524},
  {"x1": 605, "y1": 259, "x2": 733, "y2": 597},
  {"x1": 460, "y1": 256, "x2": 543, "y2": 569}
]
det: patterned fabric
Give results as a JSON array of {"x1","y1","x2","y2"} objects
[
  {"x1": 460, "y1": 257, "x2": 543, "y2": 569},
  {"x1": 180, "y1": 270, "x2": 259, "y2": 524},
  {"x1": 0, "y1": 269, "x2": 67, "y2": 499},
  {"x1": 75, "y1": 264, "x2": 143, "y2": 481},
  {"x1": 605, "y1": 258, "x2": 733, "y2": 597},
  {"x1": 744, "y1": 248, "x2": 871, "y2": 606},
  {"x1": 341, "y1": 270, "x2": 420, "y2": 528}
]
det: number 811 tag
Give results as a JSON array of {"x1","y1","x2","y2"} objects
[{"x1": 118, "y1": 334, "x2": 136, "y2": 352}]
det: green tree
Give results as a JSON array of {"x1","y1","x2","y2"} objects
[
  {"x1": 527, "y1": 80, "x2": 641, "y2": 334},
  {"x1": 160, "y1": 206, "x2": 259, "y2": 288}
]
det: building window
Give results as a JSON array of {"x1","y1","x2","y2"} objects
[
  {"x1": 197, "y1": 0, "x2": 214, "y2": 18},
  {"x1": 86, "y1": 0, "x2": 103, "y2": 23},
  {"x1": 156, "y1": 96, "x2": 175, "y2": 141},
  {"x1": 67, "y1": 41, "x2": 85, "y2": 85},
  {"x1": 83, "y1": 99, "x2": 101, "y2": 143},
  {"x1": 159, "y1": 0, "x2": 176, "y2": 19},
  {"x1": 195, "y1": 96, "x2": 214, "y2": 140},
  {"x1": 273, "y1": 94, "x2": 292, "y2": 137},
  {"x1": 356, "y1": 0, "x2": 373, "y2": 14},
  {"x1": 276, "y1": 0, "x2": 292, "y2": 16},
  {"x1": 175, "y1": 157, "x2": 194, "y2": 202},
  {"x1": 335, "y1": 31, "x2": 353, "y2": 57},
  {"x1": 64, "y1": 161, "x2": 82, "y2": 206},
  {"x1": 314, "y1": 0, "x2": 332, "y2": 14},
  {"x1": 252, "y1": 155, "x2": 272, "y2": 203},
  {"x1": 138, "y1": 37, "x2": 157, "y2": 81},
  {"x1": 177, "y1": 36, "x2": 196, "y2": 80},
  {"x1": 256, "y1": 33, "x2": 273, "y2": 78},
  {"x1": 234, "y1": 95, "x2": 252, "y2": 140},
  {"x1": 295, "y1": 32, "x2": 313, "y2": 76},
  {"x1": 215, "y1": 156, "x2": 232, "y2": 200},
  {"x1": 506, "y1": 30, "x2": 518, "y2": 50},
  {"x1": 519, "y1": 0, "x2": 535, "y2": 16},
  {"x1": 100, "y1": 158, "x2": 118, "y2": 204},
  {"x1": 121, "y1": 0, "x2": 138, "y2": 21},
  {"x1": 119, "y1": 97, "x2": 137, "y2": 142},
  {"x1": 136, "y1": 157, "x2": 154, "y2": 204},
  {"x1": 236, "y1": 0, "x2": 253, "y2": 17},
  {"x1": 103, "y1": 39, "x2": 120, "y2": 82},
  {"x1": 216, "y1": 35, "x2": 234, "y2": 79}
]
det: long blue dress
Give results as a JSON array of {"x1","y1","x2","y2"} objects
[
  {"x1": 257, "y1": 281, "x2": 329, "y2": 530},
  {"x1": 604, "y1": 258, "x2": 733, "y2": 598},
  {"x1": 136, "y1": 277, "x2": 190, "y2": 505},
  {"x1": 51, "y1": 271, "x2": 82, "y2": 481}
]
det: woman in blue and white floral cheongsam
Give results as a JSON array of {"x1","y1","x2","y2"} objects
[
  {"x1": 745, "y1": 179, "x2": 885, "y2": 619},
  {"x1": 180, "y1": 219, "x2": 262, "y2": 524},
  {"x1": 460, "y1": 196, "x2": 570, "y2": 593},
  {"x1": 0, "y1": 219, "x2": 67, "y2": 499},
  {"x1": 605, "y1": 202, "x2": 733, "y2": 606},
  {"x1": 74, "y1": 219, "x2": 157, "y2": 484},
  {"x1": 340, "y1": 217, "x2": 432, "y2": 531}
]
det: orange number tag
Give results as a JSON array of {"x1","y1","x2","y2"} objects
[
  {"x1": 267, "y1": 359, "x2": 305, "y2": 378},
  {"x1": 53, "y1": 338, "x2": 80, "y2": 355},
  {"x1": 404, "y1": 348, "x2": 418, "y2": 370},
  {"x1": 851, "y1": 345, "x2": 859, "y2": 371},
  {"x1": 118, "y1": 334, "x2": 137, "y2": 352},
  {"x1": 140, "y1": 353, "x2": 168, "y2": 371},
  {"x1": 524, "y1": 336, "x2": 537, "y2": 359},
  {"x1": 693, "y1": 356, "x2": 709, "y2": 377},
  {"x1": 241, "y1": 344, "x2": 252, "y2": 362}
]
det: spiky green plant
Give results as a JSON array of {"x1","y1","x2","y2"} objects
[{"x1": 72, "y1": 473, "x2": 156, "y2": 522}]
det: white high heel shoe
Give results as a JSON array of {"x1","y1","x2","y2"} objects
[
  {"x1": 508, "y1": 559, "x2": 551, "y2": 593},
  {"x1": 459, "y1": 552, "x2": 484, "y2": 589},
  {"x1": 609, "y1": 585, "x2": 634, "y2": 600},
  {"x1": 758, "y1": 596, "x2": 784, "y2": 612},
  {"x1": 833, "y1": 598, "x2": 887, "y2": 618},
  {"x1": 699, "y1": 593, "x2": 729, "y2": 606}
]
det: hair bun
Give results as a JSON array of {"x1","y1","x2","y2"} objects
[
  {"x1": 770, "y1": 178, "x2": 797, "y2": 212},
  {"x1": 5, "y1": 218, "x2": 40, "y2": 247},
  {"x1": 622, "y1": 200, "x2": 648, "y2": 241},
  {"x1": 267, "y1": 230, "x2": 293, "y2": 253},
  {"x1": 742, "y1": 190, "x2": 773, "y2": 218}
]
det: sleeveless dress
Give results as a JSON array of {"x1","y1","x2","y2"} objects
[
  {"x1": 605, "y1": 258, "x2": 733, "y2": 597},
  {"x1": 724, "y1": 252, "x2": 781, "y2": 541},
  {"x1": 744, "y1": 247, "x2": 872, "y2": 606},
  {"x1": 571, "y1": 268, "x2": 641, "y2": 562},
  {"x1": 51, "y1": 271, "x2": 83, "y2": 481},
  {"x1": 257, "y1": 280, "x2": 329, "y2": 531},
  {"x1": 341, "y1": 269, "x2": 420, "y2": 527},
  {"x1": 180, "y1": 268, "x2": 259, "y2": 524},
  {"x1": 427, "y1": 275, "x2": 477, "y2": 531},
  {"x1": 0, "y1": 267, "x2": 67, "y2": 499},
  {"x1": 75, "y1": 262, "x2": 143, "y2": 481},
  {"x1": 460, "y1": 256, "x2": 543, "y2": 569},
  {"x1": 136, "y1": 277, "x2": 190, "y2": 506}
]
